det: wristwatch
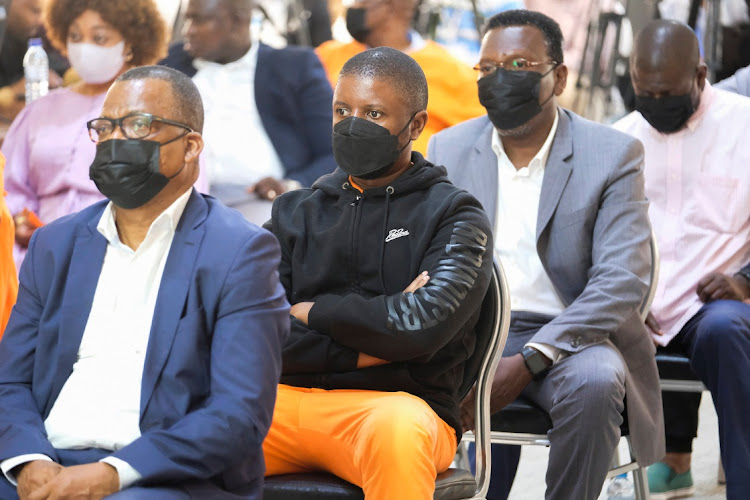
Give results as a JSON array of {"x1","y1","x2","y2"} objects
[
  {"x1": 734, "y1": 269, "x2": 750, "y2": 285},
  {"x1": 522, "y1": 346, "x2": 550, "y2": 379},
  {"x1": 733, "y1": 269, "x2": 750, "y2": 299}
]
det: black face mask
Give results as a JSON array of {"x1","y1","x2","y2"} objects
[
  {"x1": 332, "y1": 115, "x2": 414, "y2": 180},
  {"x1": 89, "y1": 135, "x2": 186, "y2": 209},
  {"x1": 478, "y1": 67, "x2": 555, "y2": 131},
  {"x1": 635, "y1": 93, "x2": 696, "y2": 134},
  {"x1": 346, "y1": 7, "x2": 370, "y2": 44}
]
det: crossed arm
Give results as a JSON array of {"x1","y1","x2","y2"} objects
[
  {"x1": 269, "y1": 194, "x2": 493, "y2": 374},
  {"x1": 290, "y1": 271, "x2": 432, "y2": 368}
]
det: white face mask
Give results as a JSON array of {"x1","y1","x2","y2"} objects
[{"x1": 67, "y1": 40, "x2": 127, "y2": 84}]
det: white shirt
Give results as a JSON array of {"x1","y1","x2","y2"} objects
[
  {"x1": 492, "y1": 110, "x2": 566, "y2": 362},
  {"x1": 0, "y1": 188, "x2": 192, "y2": 490},
  {"x1": 406, "y1": 30, "x2": 427, "y2": 53},
  {"x1": 192, "y1": 43, "x2": 285, "y2": 186}
]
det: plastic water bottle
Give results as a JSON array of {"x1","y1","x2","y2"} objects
[
  {"x1": 606, "y1": 473, "x2": 635, "y2": 499},
  {"x1": 23, "y1": 38, "x2": 49, "y2": 104}
]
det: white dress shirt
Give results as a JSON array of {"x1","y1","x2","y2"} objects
[
  {"x1": 406, "y1": 29, "x2": 428, "y2": 52},
  {"x1": 0, "y1": 188, "x2": 192, "y2": 490},
  {"x1": 192, "y1": 42, "x2": 285, "y2": 187},
  {"x1": 492, "y1": 110, "x2": 566, "y2": 362}
]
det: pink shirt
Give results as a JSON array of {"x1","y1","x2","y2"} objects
[
  {"x1": 614, "y1": 82, "x2": 750, "y2": 345},
  {"x1": 3, "y1": 88, "x2": 107, "y2": 223}
]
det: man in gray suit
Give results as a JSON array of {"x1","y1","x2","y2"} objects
[{"x1": 428, "y1": 10, "x2": 664, "y2": 500}]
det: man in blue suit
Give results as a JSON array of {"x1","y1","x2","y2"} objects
[
  {"x1": 160, "y1": 0, "x2": 337, "y2": 224},
  {"x1": 0, "y1": 65, "x2": 289, "y2": 499}
]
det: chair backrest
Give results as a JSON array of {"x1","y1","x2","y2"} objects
[
  {"x1": 457, "y1": 260, "x2": 503, "y2": 399},
  {"x1": 639, "y1": 230, "x2": 660, "y2": 321},
  {"x1": 459, "y1": 260, "x2": 510, "y2": 498}
]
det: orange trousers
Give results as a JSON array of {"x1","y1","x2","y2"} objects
[
  {"x1": 0, "y1": 154, "x2": 18, "y2": 338},
  {"x1": 263, "y1": 384, "x2": 457, "y2": 500}
]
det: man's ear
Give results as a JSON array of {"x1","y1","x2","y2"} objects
[
  {"x1": 123, "y1": 44, "x2": 134, "y2": 63},
  {"x1": 183, "y1": 132, "x2": 204, "y2": 164},
  {"x1": 409, "y1": 110, "x2": 428, "y2": 141},
  {"x1": 696, "y1": 62, "x2": 708, "y2": 91},
  {"x1": 553, "y1": 64, "x2": 568, "y2": 96}
]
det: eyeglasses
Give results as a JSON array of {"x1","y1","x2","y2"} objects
[
  {"x1": 473, "y1": 58, "x2": 559, "y2": 78},
  {"x1": 355, "y1": 0, "x2": 388, "y2": 7},
  {"x1": 86, "y1": 113, "x2": 193, "y2": 143}
]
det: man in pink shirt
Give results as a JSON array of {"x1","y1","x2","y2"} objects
[{"x1": 614, "y1": 20, "x2": 750, "y2": 500}]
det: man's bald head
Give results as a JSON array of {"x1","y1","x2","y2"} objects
[
  {"x1": 630, "y1": 20, "x2": 707, "y2": 133},
  {"x1": 630, "y1": 19, "x2": 707, "y2": 101},
  {"x1": 632, "y1": 20, "x2": 700, "y2": 79}
]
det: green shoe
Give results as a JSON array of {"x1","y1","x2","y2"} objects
[{"x1": 648, "y1": 462, "x2": 695, "y2": 500}]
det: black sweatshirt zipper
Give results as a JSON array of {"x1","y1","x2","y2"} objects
[{"x1": 349, "y1": 193, "x2": 363, "y2": 292}]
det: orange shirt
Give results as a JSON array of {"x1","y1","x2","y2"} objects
[
  {"x1": 0, "y1": 153, "x2": 18, "y2": 338},
  {"x1": 348, "y1": 175, "x2": 364, "y2": 193},
  {"x1": 316, "y1": 39, "x2": 486, "y2": 155}
]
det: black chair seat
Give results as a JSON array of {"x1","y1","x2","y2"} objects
[
  {"x1": 263, "y1": 473, "x2": 360, "y2": 500},
  {"x1": 490, "y1": 398, "x2": 552, "y2": 435},
  {"x1": 263, "y1": 468, "x2": 477, "y2": 500},
  {"x1": 655, "y1": 353, "x2": 699, "y2": 381},
  {"x1": 491, "y1": 397, "x2": 630, "y2": 436}
]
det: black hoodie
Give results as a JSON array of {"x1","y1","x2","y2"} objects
[{"x1": 264, "y1": 153, "x2": 493, "y2": 439}]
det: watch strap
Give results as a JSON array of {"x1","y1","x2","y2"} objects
[
  {"x1": 734, "y1": 269, "x2": 750, "y2": 284},
  {"x1": 522, "y1": 346, "x2": 549, "y2": 379}
]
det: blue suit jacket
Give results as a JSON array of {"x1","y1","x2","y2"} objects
[
  {"x1": 0, "y1": 191, "x2": 290, "y2": 498},
  {"x1": 160, "y1": 43, "x2": 336, "y2": 187}
]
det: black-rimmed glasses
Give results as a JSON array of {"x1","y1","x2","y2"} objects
[{"x1": 87, "y1": 113, "x2": 193, "y2": 143}]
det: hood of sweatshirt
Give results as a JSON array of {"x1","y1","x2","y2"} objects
[{"x1": 313, "y1": 152, "x2": 452, "y2": 198}]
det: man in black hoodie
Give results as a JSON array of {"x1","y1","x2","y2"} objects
[{"x1": 262, "y1": 47, "x2": 493, "y2": 499}]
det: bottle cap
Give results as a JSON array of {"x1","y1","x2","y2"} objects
[{"x1": 28, "y1": 38, "x2": 43, "y2": 47}]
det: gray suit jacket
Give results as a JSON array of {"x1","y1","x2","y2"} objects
[{"x1": 428, "y1": 109, "x2": 664, "y2": 465}]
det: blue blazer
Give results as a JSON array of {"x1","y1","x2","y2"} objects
[
  {"x1": 0, "y1": 191, "x2": 290, "y2": 498},
  {"x1": 160, "y1": 43, "x2": 337, "y2": 187}
]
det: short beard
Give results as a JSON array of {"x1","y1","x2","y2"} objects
[
  {"x1": 496, "y1": 120, "x2": 535, "y2": 138},
  {"x1": 494, "y1": 105, "x2": 549, "y2": 138}
]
